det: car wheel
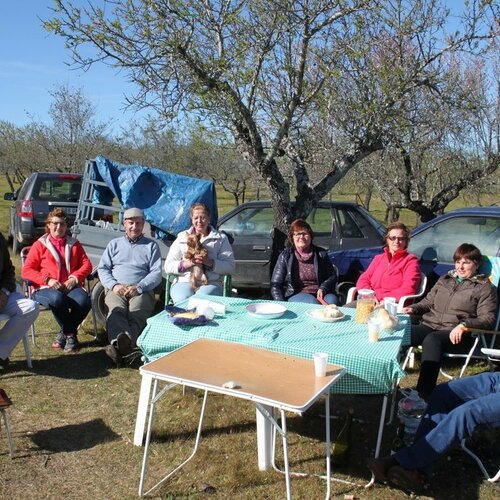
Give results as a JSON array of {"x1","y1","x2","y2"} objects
[{"x1": 91, "y1": 281, "x2": 108, "y2": 329}]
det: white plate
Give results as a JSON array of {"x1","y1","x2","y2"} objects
[
  {"x1": 306, "y1": 309, "x2": 345, "y2": 322},
  {"x1": 246, "y1": 303, "x2": 287, "y2": 319}
]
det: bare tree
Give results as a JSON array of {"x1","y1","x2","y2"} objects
[{"x1": 45, "y1": 0, "x2": 498, "y2": 237}]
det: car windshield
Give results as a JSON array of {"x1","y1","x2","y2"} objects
[
  {"x1": 219, "y1": 206, "x2": 334, "y2": 237},
  {"x1": 409, "y1": 215, "x2": 500, "y2": 261},
  {"x1": 35, "y1": 177, "x2": 82, "y2": 202}
]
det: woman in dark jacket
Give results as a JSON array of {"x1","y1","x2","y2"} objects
[
  {"x1": 270, "y1": 219, "x2": 338, "y2": 304},
  {"x1": 403, "y1": 243, "x2": 497, "y2": 400}
]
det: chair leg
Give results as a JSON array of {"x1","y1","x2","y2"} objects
[
  {"x1": 22, "y1": 331, "x2": 33, "y2": 369},
  {"x1": 30, "y1": 322, "x2": 37, "y2": 346},
  {"x1": 1, "y1": 409, "x2": 14, "y2": 457}
]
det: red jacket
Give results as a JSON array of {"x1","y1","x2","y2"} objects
[
  {"x1": 22, "y1": 234, "x2": 93, "y2": 289},
  {"x1": 355, "y1": 247, "x2": 421, "y2": 301}
]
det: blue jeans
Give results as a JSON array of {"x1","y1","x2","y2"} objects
[
  {"x1": 287, "y1": 292, "x2": 338, "y2": 305},
  {"x1": 170, "y1": 282, "x2": 222, "y2": 305},
  {"x1": 34, "y1": 287, "x2": 91, "y2": 335},
  {"x1": 395, "y1": 372, "x2": 500, "y2": 473}
]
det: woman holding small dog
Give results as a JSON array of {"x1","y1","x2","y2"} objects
[
  {"x1": 271, "y1": 219, "x2": 338, "y2": 304},
  {"x1": 165, "y1": 203, "x2": 235, "y2": 304}
]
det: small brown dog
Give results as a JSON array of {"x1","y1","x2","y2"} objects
[{"x1": 185, "y1": 234, "x2": 209, "y2": 290}]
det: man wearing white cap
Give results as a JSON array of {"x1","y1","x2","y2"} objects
[{"x1": 98, "y1": 208, "x2": 162, "y2": 366}]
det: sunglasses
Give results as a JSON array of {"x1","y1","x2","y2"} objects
[{"x1": 387, "y1": 236, "x2": 407, "y2": 242}]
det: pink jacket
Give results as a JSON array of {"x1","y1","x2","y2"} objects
[{"x1": 355, "y1": 247, "x2": 421, "y2": 301}]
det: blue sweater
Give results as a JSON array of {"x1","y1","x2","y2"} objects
[{"x1": 98, "y1": 235, "x2": 162, "y2": 293}]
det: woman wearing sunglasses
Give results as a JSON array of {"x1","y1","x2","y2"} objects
[{"x1": 355, "y1": 221, "x2": 421, "y2": 305}]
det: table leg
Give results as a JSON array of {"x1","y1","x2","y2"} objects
[
  {"x1": 325, "y1": 392, "x2": 331, "y2": 500},
  {"x1": 256, "y1": 404, "x2": 274, "y2": 470},
  {"x1": 365, "y1": 394, "x2": 388, "y2": 488},
  {"x1": 280, "y1": 409, "x2": 292, "y2": 500},
  {"x1": 134, "y1": 373, "x2": 153, "y2": 446}
]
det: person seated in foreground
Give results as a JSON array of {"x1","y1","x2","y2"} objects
[
  {"x1": 402, "y1": 243, "x2": 497, "y2": 400},
  {"x1": 164, "y1": 202, "x2": 235, "y2": 304},
  {"x1": 270, "y1": 219, "x2": 338, "y2": 304},
  {"x1": 98, "y1": 208, "x2": 162, "y2": 366},
  {"x1": 367, "y1": 371, "x2": 500, "y2": 493},
  {"x1": 355, "y1": 221, "x2": 421, "y2": 306},
  {"x1": 0, "y1": 232, "x2": 39, "y2": 371},
  {"x1": 22, "y1": 208, "x2": 90, "y2": 353}
]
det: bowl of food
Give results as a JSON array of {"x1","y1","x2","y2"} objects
[{"x1": 246, "y1": 302, "x2": 287, "y2": 319}]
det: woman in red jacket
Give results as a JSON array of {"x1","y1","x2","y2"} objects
[
  {"x1": 355, "y1": 221, "x2": 421, "y2": 305},
  {"x1": 22, "y1": 209, "x2": 92, "y2": 353}
]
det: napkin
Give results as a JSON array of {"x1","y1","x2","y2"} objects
[{"x1": 164, "y1": 305, "x2": 210, "y2": 326}]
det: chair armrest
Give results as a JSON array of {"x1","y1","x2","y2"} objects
[{"x1": 346, "y1": 287, "x2": 357, "y2": 304}]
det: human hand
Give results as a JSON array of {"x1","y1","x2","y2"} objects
[
  {"x1": 125, "y1": 285, "x2": 140, "y2": 298},
  {"x1": 316, "y1": 289, "x2": 324, "y2": 301},
  {"x1": 200, "y1": 255, "x2": 213, "y2": 269},
  {"x1": 64, "y1": 277, "x2": 77, "y2": 291},
  {"x1": 113, "y1": 284, "x2": 127, "y2": 296},
  {"x1": 48, "y1": 278, "x2": 66, "y2": 292},
  {"x1": 449, "y1": 324, "x2": 466, "y2": 344},
  {"x1": 401, "y1": 307, "x2": 413, "y2": 314},
  {"x1": 0, "y1": 291, "x2": 8, "y2": 312}
]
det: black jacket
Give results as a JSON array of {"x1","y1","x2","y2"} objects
[
  {"x1": 270, "y1": 245, "x2": 338, "y2": 301},
  {"x1": 0, "y1": 232, "x2": 16, "y2": 292}
]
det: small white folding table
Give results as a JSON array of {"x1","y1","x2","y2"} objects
[{"x1": 137, "y1": 338, "x2": 345, "y2": 498}]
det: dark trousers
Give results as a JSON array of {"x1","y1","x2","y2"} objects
[
  {"x1": 34, "y1": 287, "x2": 91, "y2": 335},
  {"x1": 411, "y1": 323, "x2": 474, "y2": 398}
]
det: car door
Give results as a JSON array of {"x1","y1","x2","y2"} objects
[{"x1": 218, "y1": 205, "x2": 274, "y2": 289}]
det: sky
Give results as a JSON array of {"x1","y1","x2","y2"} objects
[
  {"x1": 0, "y1": 1, "x2": 469, "y2": 135},
  {"x1": 0, "y1": 1, "x2": 146, "y2": 133}
]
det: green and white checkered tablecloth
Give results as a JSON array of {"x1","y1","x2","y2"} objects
[{"x1": 138, "y1": 296, "x2": 411, "y2": 395}]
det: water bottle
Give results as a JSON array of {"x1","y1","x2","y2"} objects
[{"x1": 397, "y1": 390, "x2": 427, "y2": 445}]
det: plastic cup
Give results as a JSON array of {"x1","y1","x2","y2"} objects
[
  {"x1": 368, "y1": 319, "x2": 380, "y2": 342},
  {"x1": 313, "y1": 352, "x2": 328, "y2": 377}
]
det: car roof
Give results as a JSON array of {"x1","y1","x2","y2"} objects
[{"x1": 411, "y1": 206, "x2": 500, "y2": 235}]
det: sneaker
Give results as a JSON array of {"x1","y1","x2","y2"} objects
[
  {"x1": 387, "y1": 465, "x2": 424, "y2": 493},
  {"x1": 64, "y1": 335, "x2": 78, "y2": 354},
  {"x1": 51, "y1": 331, "x2": 66, "y2": 349},
  {"x1": 117, "y1": 333, "x2": 133, "y2": 356},
  {"x1": 104, "y1": 344, "x2": 123, "y2": 367},
  {"x1": 366, "y1": 456, "x2": 397, "y2": 482}
]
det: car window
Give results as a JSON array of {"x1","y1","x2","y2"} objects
[
  {"x1": 337, "y1": 209, "x2": 364, "y2": 238},
  {"x1": 219, "y1": 207, "x2": 274, "y2": 236},
  {"x1": 34, "y1": 178, "x2": 82, "y2": 202},
  {"x1": 409, "y1": 215, "x2": 500, "y2": 262},
  {"x1": 306, "y1": 208, "x2": 332, "y2": 235}
]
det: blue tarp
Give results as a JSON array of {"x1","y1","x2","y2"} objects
[{"x1": 91, "y1": 155, "x2": 218, "y2": 237}]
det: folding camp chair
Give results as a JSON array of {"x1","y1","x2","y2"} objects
[
  {"x1": 403, "y1": 256, "x2": 500, "y2": 377},
  {"x1": 20, "y1": 246, "x2": 98, "y2": 344},
  {"x1": 0, "y1": 388, "x2": 14, "y2": 457}
]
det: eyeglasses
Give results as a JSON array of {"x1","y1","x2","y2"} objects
[
  {"x1": 455, "y1": 260, "x2": 474, "y2": 266},
  {"x1": 387, "y1": 236, "x2": 407, "y2": 242},
  {"x1": 50, "y1": 221, "x2": 67, "y2": 226},
  {"x1": 293, "y1": 232, "x2": 310, "y2": 238}
]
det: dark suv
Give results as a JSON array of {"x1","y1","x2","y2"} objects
[
  {"x1": 217, "y1": 200, "x2": 385, "y2": 291},
  {"x1": 4, "y1": 172, "x2": 83, "y2": 253}
]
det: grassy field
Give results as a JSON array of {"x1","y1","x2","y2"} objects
[{"x1": 1, "y1": 179, "x2": 499, "y2": 499}]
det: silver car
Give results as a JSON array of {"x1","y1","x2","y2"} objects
[{"x1": 217, "y1": 200, "x2": 385, "y2": 292}]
